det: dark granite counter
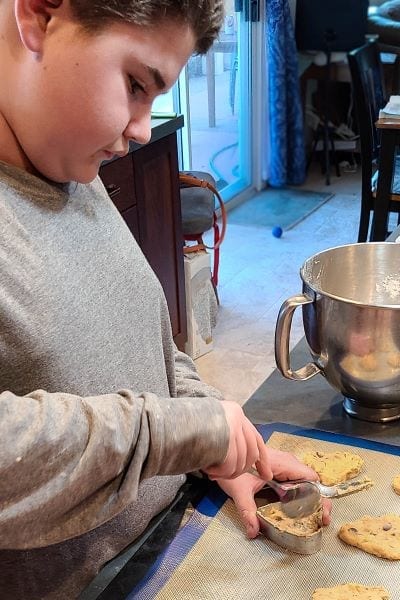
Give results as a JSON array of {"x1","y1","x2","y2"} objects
[
  {"x1": 102, "y1": 115, "x2": 184, "y2": 163},
  {"x1": 131, "y1": 115, "x2": 184, "y2": 150},
  {"x1": 243, "y1": 338, "x2": 400, "y2": 445}
]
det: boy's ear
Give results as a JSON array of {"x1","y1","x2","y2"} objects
[{"x1": 14, "y1": 0, "x2": 63, "y2": 53}]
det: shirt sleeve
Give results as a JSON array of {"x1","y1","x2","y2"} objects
[
  {"x1": 0, "y1": 387, "x2": 229, "y2": 549},
  {"x1": 173, "y1": 347, "x2": 223, "y2": 401}
]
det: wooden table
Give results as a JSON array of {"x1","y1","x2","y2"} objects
[{"x1": 371, "y1": 117, "x2": 400, "y2": 240}]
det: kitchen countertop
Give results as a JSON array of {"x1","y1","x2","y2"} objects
[
  {"x1": 130, "y1": 115, "x2": 184, "y2": 150},
  {"x1": 83, "y1": 232, "x2": 400, "y2": 598},
  {"x1": 243, "y1": 337, "x2": 400, "y2": 445},
  {"x1": 102, "y1": 115, "x2": 184, "y2": 163},
  {"x1": 88, "y1": 334, "x2": 400, "y2": 599}
]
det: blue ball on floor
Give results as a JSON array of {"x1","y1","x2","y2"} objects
[{"x1": 272, "y1": 226, "x2": 283, "y2": 238}]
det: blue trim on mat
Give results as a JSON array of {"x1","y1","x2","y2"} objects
[
  {"x1": 127, "y1": 486, "x2": 226, "y2": 599},
  {"x1": 127, "y1": 423, "x2": 400, "y2": 598},
  {"x1": 196, "y1": 486, "x2": 227, "y2": 517},
  {"x1": 256, "y1": 422, "x2": 400, "y2": 456}
]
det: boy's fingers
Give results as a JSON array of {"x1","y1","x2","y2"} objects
[
  {"x1": 253, "y1": 437, "x2": 273, "y2": 481},
  {"x1": 267, "y1": 448, "x2": 317, "y2": 481},
  {"x1": 322, "y1": 499, "x2": 332, "y2": 525},
  {"x1": 239, "y1": 509, "x2": 260, "y2": 538},
  {"x1": 241, "y1": 421, "x2": 261, "y2": 474},
  {"x1": 231, "y1": 487, "x2": 260, "y2": 539}
]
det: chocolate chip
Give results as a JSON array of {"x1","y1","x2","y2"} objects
[{"x1": 382, "y1": 523, "x2": 392, "y2": 531}]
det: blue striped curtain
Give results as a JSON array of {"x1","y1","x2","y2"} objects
[{"x1": 266, "y1": 0, "x2": 306, "y2": 187}]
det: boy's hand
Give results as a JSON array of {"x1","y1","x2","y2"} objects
[
  {"x1": 203, "y1": 401, "x2": 273, "y2": 481},
  {"x1": 216, "y1": 448, "x2": 332, "y2": 538}
]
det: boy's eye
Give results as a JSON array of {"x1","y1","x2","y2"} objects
[{"x1": 129, "y1": 76, "x2": 145, "y2": 96}]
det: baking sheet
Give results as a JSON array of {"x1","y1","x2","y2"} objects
[{"x1": 129, "y1": 424, "x2": 400, "y2": 600}]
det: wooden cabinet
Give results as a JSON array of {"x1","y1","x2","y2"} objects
[{"x1": 99, "y1": 121, "x2": 187, "y2": 350}]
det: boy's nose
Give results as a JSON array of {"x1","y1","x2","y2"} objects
[{"x1": 124, "y1": 109, "x2": 152, "y2": 145}]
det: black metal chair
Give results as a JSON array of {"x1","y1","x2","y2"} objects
[{"x1": 348, "y1": 40, "x2": 400, "y2": 241}]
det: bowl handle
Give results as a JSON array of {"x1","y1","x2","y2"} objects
[{"x1": 275, "y1": 294, "x2": 322, "y2": 381}]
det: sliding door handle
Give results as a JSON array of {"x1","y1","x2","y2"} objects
[
  {"x1": 250, "y1": 0, "x2": 260, "y2": 21},
  {"x1": 243, "y1": 0, "x2": 260, "y2": 21}
]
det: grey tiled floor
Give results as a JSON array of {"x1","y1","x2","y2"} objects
[{"x1": 194, "y1": 165, "x2": 363, "y2": 405}]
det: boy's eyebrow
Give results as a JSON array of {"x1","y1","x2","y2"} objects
[{"x1": 146, "y1": 66, "x2": 167, "y2": 91}]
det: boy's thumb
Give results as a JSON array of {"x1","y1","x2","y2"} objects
[
  {"x1": 233, "y1": 490, "x2": 259, "y2": 539},
  {"x1": 241, "y1": 509, "x2": 260, "y2": 539}
]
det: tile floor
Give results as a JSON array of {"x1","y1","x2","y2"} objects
[{"x1": 194, "y1": 164, "x2": 363, "y2": 405}]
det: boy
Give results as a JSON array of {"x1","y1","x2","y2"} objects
[{"x1": 0, "y1": 1, "x2": 329, "y2": 597}]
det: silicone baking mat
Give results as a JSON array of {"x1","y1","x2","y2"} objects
[{"x1": 128, "y1": 423, "x2": 400, "y2": 600}]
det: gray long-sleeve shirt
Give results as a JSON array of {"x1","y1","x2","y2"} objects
[{"x1": 0, "y1": 161, "x2": 229, "y2": 599}]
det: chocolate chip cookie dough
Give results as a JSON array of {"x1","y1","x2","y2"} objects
[
  {"x1": 312, "y1": 583, "x2": 390, "y2": 599},
  {"x1": 302, "y1": 450, "x2": 364, "y2": 486},
  {"x1": 338, "y1": 515, "x2": 400, "y2": 559},
  {"x1": 392, "y1": 475, "x2": 400, "y2": 495},
  {"x1": 257, "y1": 503, "x2": 322, "y2": 537}
]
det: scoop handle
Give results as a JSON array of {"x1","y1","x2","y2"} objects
[{"x1": 275, "y1": 293, "x2": 321, "y2": 380}]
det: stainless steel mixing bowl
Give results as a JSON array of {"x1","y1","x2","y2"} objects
[{"x1": 275, "y1": 242, "x2": 400, "y2": 422}]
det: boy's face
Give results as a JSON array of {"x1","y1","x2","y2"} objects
[{"x1": 12, "y1": 12, "x2": 195, "y2": 183}]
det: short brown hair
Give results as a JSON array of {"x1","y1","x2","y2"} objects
[{"x1": 69, "y1": 1, "x2": 224, "y2": 54}]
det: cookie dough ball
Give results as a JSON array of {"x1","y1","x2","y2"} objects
[
  {"x1": 302, "y1": 450, "x2": 364, "y2": 486},
  {"x1": 338, "y1": 514, "x2": 400, "y2": 560},
  {"x1": 387, "y1": 353, "x2": 400, "y2": 369},
  {"x1": 392, "y1": 474, "x2": 400, "y2": 495},
  {"x1": 312, "y1": 583, "x2": 390, "y2": 599},
  {"x1": 359, "y1": 353, "x2": 378, "y2": 372}
]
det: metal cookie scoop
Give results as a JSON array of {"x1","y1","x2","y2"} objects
[
  {"x1": 261, "y1": 476, "x2": 374, "y2": 519},
  {"x1": 263, "y1": 479, "x2": 321, "y2": 519}
]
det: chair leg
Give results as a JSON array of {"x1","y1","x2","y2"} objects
[
  {"x1": 358, "y1": 204, "x2": 371, "y2": 242},
  {"x1": 306, "y1": 128, "x2": 320, "y2": 173},
  {"x1": 329, "y1": 133, "x2": 341, "y2": 178},
  {"x1": 212, "y1": 220, "x2": 220, "y2": 288}
]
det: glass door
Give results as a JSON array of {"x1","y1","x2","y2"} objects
[{"x1": 176, "y1": 1, "x2": 262, "y2": 202}]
